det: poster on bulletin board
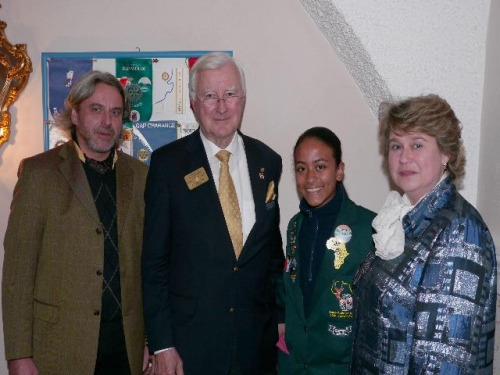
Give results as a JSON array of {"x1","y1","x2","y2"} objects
[{"x1": 41, "y1": 50, "x2": 232, "y2": 165}]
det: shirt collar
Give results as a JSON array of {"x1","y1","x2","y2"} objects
[
  {"x1": 403, "y1": 175, "x2": 454, "y2": 237},
  {"x1": 200, "y1": 130, "x2": 240, "y2": 159}
]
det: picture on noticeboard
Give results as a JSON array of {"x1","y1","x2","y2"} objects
[{"x1": 42, "y1": 50, "x2": 232, "y2": 165}]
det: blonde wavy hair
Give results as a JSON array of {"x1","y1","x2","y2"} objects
[{"x1": 378, "y1": 94, "x2": 465, "y2": 181}]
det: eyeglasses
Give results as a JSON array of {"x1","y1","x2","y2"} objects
[{"x1": 197, "y1": 93, "x2": 243, "y2": 109}]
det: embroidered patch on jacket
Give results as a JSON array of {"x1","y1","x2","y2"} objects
[
  {"x1": 326, "y1": 237, "x2": 349, "y2": 269},
  {"x1": 329, "y1": 280, "x2": 354, "y2": 318},
  {"x1": 328, "y1": 324, "x2": 352, "y2": 336}
]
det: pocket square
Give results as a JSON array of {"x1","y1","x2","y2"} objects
[{"x1": 265, "y1": 181, "x2": 276, "y2": 203}]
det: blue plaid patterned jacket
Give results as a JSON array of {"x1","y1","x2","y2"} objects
[{"x1": 351, "y1": 177, "x2": 497, "y2": 374}]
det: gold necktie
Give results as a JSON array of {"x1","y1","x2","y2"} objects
[{"x1": 216, "y1": 150, "x2": 243, "y2": 259}]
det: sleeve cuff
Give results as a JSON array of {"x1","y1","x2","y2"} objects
[{"x1": 154, "y1": 347, "x2": 175, "y2": 355}]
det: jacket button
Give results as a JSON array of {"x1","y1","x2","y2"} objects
[
  {"x1": 96, "y1": 270, "x2": 102, "y2": 276},
  {"x1": 96, "y1": 228, "x2": 102, "y2": 234},
  {"x1": 233, "y1": 266, "x2": 239, "y2": 272},
  {"x1": 94, "y1": 310, "x2": 100, "y2": 316},
  {"x1": 229, "y1": 307, "x2": 235, "y2": 313},
  {"x1": 304, "y1": 326, "x2": 308, "y2": 332}
]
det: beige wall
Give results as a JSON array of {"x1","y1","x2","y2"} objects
[{"x1": 0, "y1": 1, "x2": 386, "y2": 371}]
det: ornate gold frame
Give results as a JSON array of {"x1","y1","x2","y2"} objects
[{"x1": 0, "y1": 18, "x2": 32, "y2": 148}]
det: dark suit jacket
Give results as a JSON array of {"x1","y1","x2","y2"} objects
[
  {"x1": 142, "y1": 129, "x2": 284, "y2": 375},
  {"x1": 2, "y1": 141, "x2": 148, "y2": 375}
]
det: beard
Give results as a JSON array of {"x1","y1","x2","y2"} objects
[{"x1": 84, "y1": 125, "x2": 122, "y2": 155}]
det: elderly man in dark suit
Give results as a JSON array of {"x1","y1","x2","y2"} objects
[
  {"x1": 142, "y1": 52, "x2": 284, "y2": 375},
  {"x1": 3, "y1": 71, "x2": 149, "y2": 375}
]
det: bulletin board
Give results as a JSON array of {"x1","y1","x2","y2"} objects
[{"x1": 41, "y1": 50, "x2": 232, "y2": 164}]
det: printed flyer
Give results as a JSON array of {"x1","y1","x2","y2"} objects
[{"x1": 42, "y1": 51, "x2": 226, "y2": 164}]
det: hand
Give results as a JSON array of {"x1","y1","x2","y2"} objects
[
  {"x1": 153, "y1": 349, "x2": 184, "y2": 375},
  {"x1": 8, "y1": 358, "x2": 38, "y2": 375},
  {"x1": 143, "y1": 346, "x2": 153, "y2": 375},
  {"x1": 278, "y1": 323, "x2": 285, "y2": 337}
]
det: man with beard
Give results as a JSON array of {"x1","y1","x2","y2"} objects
[{"x1": 2, "y1": 71, "x2": 150, "y2": 374}]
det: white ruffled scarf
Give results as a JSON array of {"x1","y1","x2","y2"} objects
[
  {"x1": 373, "y1": 173, "x2": 448, "y2": 260},
  {"x1": 372, "y1": 192, "x2": 414, "y2": 260}
]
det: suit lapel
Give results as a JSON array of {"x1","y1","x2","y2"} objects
[
  {"x1": 287, "y1": 216, "x2": 307, "y2": 323},
  {"x1": 185, "y1": 131, "x2": 271, "y2": 261},
  {"x1": 238, "y1": 135, "x2": 267, "y2": 259},
  {"x1": 115, "y1": 153, "x2": 133, "y2": 237},
  {"x1": 185, "y1": 130, "x2": 225, "y2": 218},
  {"x1": 245, "y1": 139, "x2": 266, "y2": 221},
  {"x1": 58, "y1": 141, "x2": 99, "y2": 223}
]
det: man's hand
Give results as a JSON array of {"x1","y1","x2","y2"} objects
[
  {"x1": 142, "y1": 346, "x2": 153, "y2": 375},
  {"x1": 153, "y1": 349, "x2": 184, "y2": 375},
  {"x1": 8, "y1": 358, "x2": 38, "y2": 375}
]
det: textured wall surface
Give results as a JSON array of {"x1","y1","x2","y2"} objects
[
  {"x1": 299, "y1": 0, "x2": 491, "y2": 205},
  {"x1": 298, "y1": 0, "x2": 392, "y2": 114}
]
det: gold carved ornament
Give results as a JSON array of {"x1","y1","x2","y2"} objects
[{"x1": 0, "y1": 17, "x2": 32, "y2": 148}]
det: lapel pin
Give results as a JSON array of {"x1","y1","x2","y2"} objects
[
  {"x1": 334, "y1": 225, "x2": 352, "y2": 243},
  {"x1": 259, "y1": 167, "x2": 265, "y2": 179}
]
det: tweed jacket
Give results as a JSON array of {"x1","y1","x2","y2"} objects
[{"x1": 2, "y1": 140, "x2": 148, "y2": 374}]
